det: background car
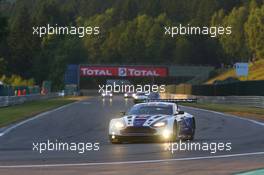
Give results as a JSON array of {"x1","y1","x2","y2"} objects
[
  {"x1": 109, "y1": 102, "x2": 195, "y2": 143},
  {"x1": 133, "y1": 92, "x2": 148, "y2": 103},
  {"x1": 101, "y1": 91, "x2": 113, "y2": 98},
  {"x1": 124, "y1": 92, "x2": 135, "y2": 98},
  {"x1": 147, "y1": 92, "x2": 160, "y2": 99}
]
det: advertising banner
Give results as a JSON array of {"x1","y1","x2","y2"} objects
[
  {"x1": 234, "y1": 63, "x2": 249, "y2": 77},
  {"x1": 80, "y1": 66, "x2": 168, "y2": 77}
]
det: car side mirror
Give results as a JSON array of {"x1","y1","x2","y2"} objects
[{"x1": 178, "y1": 111, "x2": 184, "y2": 115}]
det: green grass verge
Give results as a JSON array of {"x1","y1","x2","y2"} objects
[
  {"x1": 0, "y1": 97, "x2": 77, "y2": 128},
  {"x1": 181, "y1": 103, "x2": 264, "y2": 120},
  {"x1": 206, "y1": 59, "x2": 264, "y2": 84}
]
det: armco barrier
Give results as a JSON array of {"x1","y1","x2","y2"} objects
[
  {"x1": 192, "y1": 80, "x2": 264, "y2": 96},
  {"x1": 80, "y1": 89, "x2": 99, "y2": 96},
  {"x1": 197, "y1": 96, "x2": 264, "y2": 108},
  {"x1": 161, "y1": 93, "x2": 264, "y2": 108},
  {"x1": 0, "y1": 93, "x2": 59, "y2": 107}
]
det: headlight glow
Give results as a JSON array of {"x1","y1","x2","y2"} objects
[
  {"x1": 162, "y1": 129, "x2": 171, "y2": 139},
  {"x1": 114, "y1": 120, "x2": 125, "y2": 129},
  {"x1": 153, "y1": 121, "x2": 167, "y2": 127}
]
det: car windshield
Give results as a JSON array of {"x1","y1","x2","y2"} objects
[{"x1": 128, "y1": 105, "x2": 173, "y2": 115}]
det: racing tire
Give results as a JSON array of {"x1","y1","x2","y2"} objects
[
  {"x1": 189, "y1": 118, "x2": 196, "y2": 141},
  {"x1": 173, "y1": 122, "x2": 180, "y2": 142}
]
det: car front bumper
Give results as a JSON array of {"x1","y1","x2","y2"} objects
[{"x1": 109, "y1": 126, "x2": 174, "y2": 143}]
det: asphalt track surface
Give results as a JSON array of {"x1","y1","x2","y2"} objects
[{"x1": 0, "y1": 96, "x2": 263, "y2": 175}]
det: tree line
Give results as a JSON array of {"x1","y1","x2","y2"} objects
[{"x1": 0, "y1": 0, "x2": 263, "y2": 89}]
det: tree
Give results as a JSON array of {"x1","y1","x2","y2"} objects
[
  {"x1": 8, "y1": 5, "x2": 40, "y2": 78},
  {"x1": 2, "y1": 0, "x2": 263, "y2": 89},
  {"x1": 0, "y1": 9, "x2": 8, "y2": 75},
  {"x1": 34, "y1": 35, "x2": 87, "y2": 90},
  {"x1": 213, "y1": 7, "x2": 250, "y2": 63},
  {"x1": 245, "y1": 4, "x2": 264, "y2": 59},
  {"x1": 192, "y1": 0, "x2": 219, "y2": 25},
  {"x1": 119, "y1": 0, "x2": 139, "y2": 21}
]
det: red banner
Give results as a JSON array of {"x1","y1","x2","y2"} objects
[{"x1": 80, "y1": 66, "x2": 168, "y2": 77}]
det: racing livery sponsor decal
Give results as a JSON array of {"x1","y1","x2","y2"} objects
[
  {"x1": 133, "y1": 115, "x2": 150, "y2": 127},
  {"x1": 80, "y1": 66, "x2": 168, "y2": 77}
]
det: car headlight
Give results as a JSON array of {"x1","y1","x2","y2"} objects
[
  {"x1": 124, "y1": 94, "x2": 128, "y2": 97},
  {"x1": 153, "y1": 121, "x2": 167, "y2": 128},
  {"x1": 110, "y1": 93, "x2": 113, "y2": 96},
  {"x1": 162, "y1": 129, "x2": 171, "y2": 139},
  {"x1": 114, "y1": 120, "x2": 125, "y2": 129},
  {"x1": 102, "y1": 94, "x2": 105, "y2": 96}
]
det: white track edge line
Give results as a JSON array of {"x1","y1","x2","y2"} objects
[{"x1": 0, "y1": 151, "x2": 264, "y2": 168}]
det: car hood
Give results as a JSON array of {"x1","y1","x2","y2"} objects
[{"x1": 122, "y1": 114, "x2": 171, "y2": 127}]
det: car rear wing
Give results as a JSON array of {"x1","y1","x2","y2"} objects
[{"x1": 142, "y1": 99, "x2": 197, "y2": 103}]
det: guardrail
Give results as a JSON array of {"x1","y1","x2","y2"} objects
[
  {"x1": 0, "y1": 93, "x2": 60, "y2": 107},
  {"x1": 80, "y1": 89, "x2": 98, "y2": 96},
  {"x1": 197, "y1": 96, "x2": 264, "y2": 108},
  {"x1": 161, "y1": 93, "x2": 264, "y2": 108}
]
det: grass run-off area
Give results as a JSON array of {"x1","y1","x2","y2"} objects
[
  {"x1": 206, "y1": 59, "x2": 264, "y2": 84},
  {"x1": 0, "y1": 97, "x2": 78, "y2": 128},
  {"x1": 182, "y1": 103, "x2": 264, "y2": 121}
]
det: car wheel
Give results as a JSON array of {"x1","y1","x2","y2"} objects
[
  {"x1": 190, "y1": 118, "x2": 196, "y2": 140},
  {"x1": 190, "y1": 134, "x2": 194, "y2": 140},
  {"x1": 173, "y1": 122, "x2": 180, "y2": 141}
]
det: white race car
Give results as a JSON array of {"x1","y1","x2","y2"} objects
[
  {"x1": 109, "y1": 102, "x2": 195, "y2": 143},
  {"x1": 133, "y1": 92, "x2": 148, "y2": 103}
]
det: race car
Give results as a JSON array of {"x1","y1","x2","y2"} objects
[
  {"x1": 124, "y1": 92, "x2": 135, "y2": 98},
  {"x1": 133, "y1": 92, "x2": 148, "y2": 103},
  {"x1": 109, "y1": 102, "x2": 195, "y2": 143},
  {"x1": 101, "y1": 91, "x2": 113, "y2": 98},
  {"x1": 147, "y1": 92, "x2": 160, "y2": 99},
  {"x1": 133, "y1": 92, "x2": 160, "y2": 103}
]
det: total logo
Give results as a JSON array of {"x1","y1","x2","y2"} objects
[
  {"x1": 119, "y1": 68, "x2": 160, "y2": 77},
  {"x1": 80, "y1": 66, "x2": 167, "y2": 77},
  {"x1": 118, "y1": 68, "x2": 127, "y2": 77},
  {"x1": 81, "y1": 68, "x2": 113, "y2": 76}
]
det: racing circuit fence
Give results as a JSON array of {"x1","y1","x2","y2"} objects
[
  {"x1": 165, "y1": 80, "x2": 264, "y2": 96},
  {"x1": 0, "y1": 93, "x2": 60, "y2": 107},
  {"x1": 161, "y1": 93, "x2": 264, "y2": 108},
  {"x1": 197, "y1": 96, "x2": 264, "y2": 108},
  {"x1": 164, "y1": 81, "x2": 264, "y2": 108}
]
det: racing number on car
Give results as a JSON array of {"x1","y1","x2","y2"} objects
[{"x1": 118, "y1": 68, "x2": 127, "y2": 77}]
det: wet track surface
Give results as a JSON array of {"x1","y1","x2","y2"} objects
[{"x1": 0, "y1": 96, "x2": 263, "y2": 174}]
